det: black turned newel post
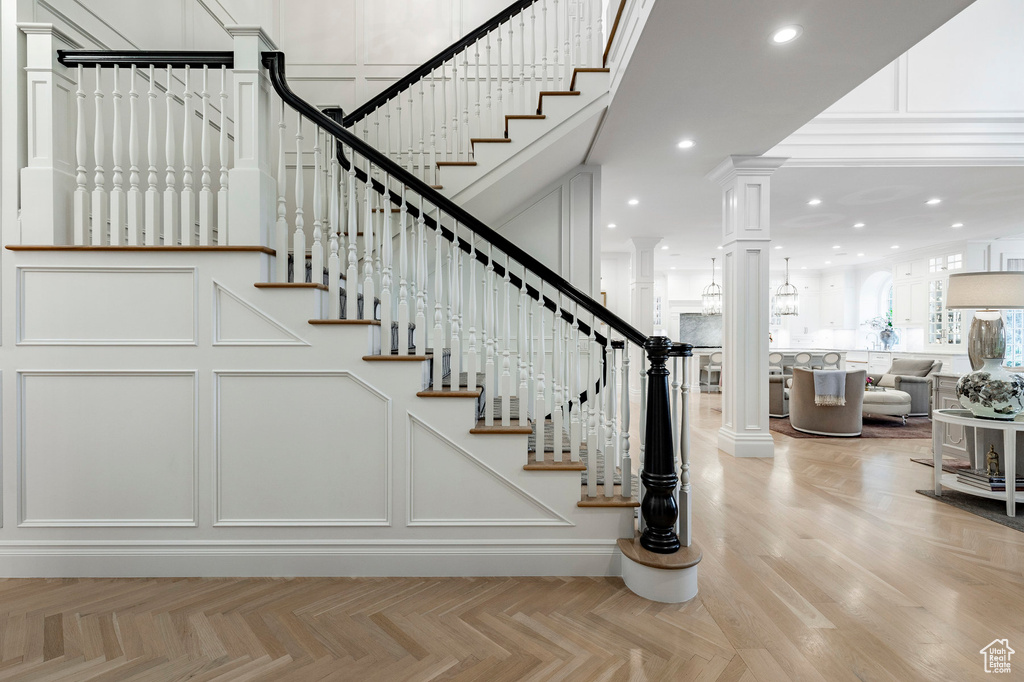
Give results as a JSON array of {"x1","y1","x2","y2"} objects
[{"x1": 640, "y1": 335, "x2": 681, "y2": 554}]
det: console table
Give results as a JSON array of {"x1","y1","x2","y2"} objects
[{"x1": 931, "y1": 409, "x2": 1024, "y2": 517}]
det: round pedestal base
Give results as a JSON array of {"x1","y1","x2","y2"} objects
[{"x1": 617, "y1": 536, "x2": 702, "y2": 603}]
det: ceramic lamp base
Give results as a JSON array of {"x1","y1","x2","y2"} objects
[{"x1": 956, "y1": 358, "x2": 1024, "y2": 420}]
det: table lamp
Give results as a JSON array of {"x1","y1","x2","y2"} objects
[{"x1": 946, "y1": 271, "x2": 1024, "y2": 420}]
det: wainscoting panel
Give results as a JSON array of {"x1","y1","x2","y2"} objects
[
  {"x1": 213, "y1": 282, "x2": 308, "y2": 346},
  {"x1": 215, "y1": 372, "x2": 390, "y2": 526},
  {"x1": 18, "y1": 371, "x2": 198, "y2": 527},
  {"x1": 18, "y1": 267, "x2": 197, "y2": 345},
  {"x1": 407, "y1": 415, "x2": 570, "y2": 527}
]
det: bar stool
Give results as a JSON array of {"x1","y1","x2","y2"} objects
[
  {"x1": 792, "y1": 352, "x2": 813, "y2": 372},
  {"x1": 768, "y1": 352, "x2": 784, "y2": 375},
  {"x1": 701, "y1": 351, "x2": 723, "y2": 392},
  {"x1": 820, "y1": 352, "x2": 842, "y2": 370}
]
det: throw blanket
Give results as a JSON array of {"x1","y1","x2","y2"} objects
[{"x1": 813, "y1": 370, "x2": 847, "y2": 407}]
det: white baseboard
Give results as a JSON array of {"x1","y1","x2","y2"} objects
[
  {"x1": 0, "y1": 540, "x2": 622, "y2": 577},
  {"x1": 717, "y1": 428, "x2": 775, "y2": 458}
]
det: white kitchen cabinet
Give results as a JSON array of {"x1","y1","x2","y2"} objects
[
  {"x1": 895, "y1": 259, "x2": 926, "y2": 281},
  {"x1": 894, "y1": 280, "x2": 927, "y2": 325}
]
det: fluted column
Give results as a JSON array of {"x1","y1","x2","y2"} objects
[{"x1": 707, "y1": 156, "x2": 786, "y2": 458}]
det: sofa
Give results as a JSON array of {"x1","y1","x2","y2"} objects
[
  {"x1": 868, "y1": 358, "x2": 942, "y2": 417},
  {"x1": 769, "y1": 375, "x2": 789, "y2": 417},
  {"x1": 789, "y1": 368, "x2": 867, "y2": 437}
]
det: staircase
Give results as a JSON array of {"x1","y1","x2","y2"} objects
[{"x1": 10, "y1": 1, "x2": 700, "y2": 600}]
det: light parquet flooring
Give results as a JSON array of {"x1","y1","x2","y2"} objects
[{"x1": 1, "y1": 392, "x2": 1022, "y2": 680}]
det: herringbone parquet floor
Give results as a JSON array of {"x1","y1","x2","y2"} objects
[{"x1": 1, "y1": 392, "x2": 1021, "y2": 681}]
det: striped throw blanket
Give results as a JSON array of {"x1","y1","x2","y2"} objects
[{"x1": 813, "y1": 369, "x2": 847, "y2": 407}]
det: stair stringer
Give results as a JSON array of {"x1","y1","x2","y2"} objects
[{"x1": 0, "y1": 248, "x2": 633, "y2": 578}]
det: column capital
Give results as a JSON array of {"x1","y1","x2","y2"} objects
[
  {"x1": 224, "y1": 25, "x2": 279, "y2": 49},
  {"x1": 707, "y1": 156, "x2": 788, "y2": 186},
  {"x1": 630, "y1": 236, "x2": 662, "y2": 252}
]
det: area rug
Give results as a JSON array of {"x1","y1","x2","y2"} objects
[
  {"x1": 910, "y1": 457, "x2": 972, "y2": 474},
  {"x1": 768, "y1": 415, "x2": 932, "y2": 439},
  {"x1": 915, "y1": 489, "x2": 1023, "y2": 533}
]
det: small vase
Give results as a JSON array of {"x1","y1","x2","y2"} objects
[
  {"x1": 956, "y1": 358, "x2": 1024, "y2": 420},
  {"x1": 879, "y1": 328, "x2": 895, "y2": 350}
]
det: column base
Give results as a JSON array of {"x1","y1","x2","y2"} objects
[
  {"x1": 618, "y1": 535, "x2": 702, "y2": 603},
  {"x1": 717, "y1": 428, "x2": 775, "y2": 458}
]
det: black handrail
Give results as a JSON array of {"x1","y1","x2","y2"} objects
[
  {"x1": 342, "y1": 0, "x2": 537, "y2": 127},
  {"x1": 58, "y1": 50, "x2": 233, "y2": 69},
  {"x1": 264, "y1": 50, "x2": 649, "y2": 350}
]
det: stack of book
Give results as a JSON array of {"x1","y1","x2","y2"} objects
[{"x1": 956, "y1": 469, "x2": 1024, "y2": 492}]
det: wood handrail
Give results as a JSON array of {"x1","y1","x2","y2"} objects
[{"x1": 602, "y1": 0, "x2": 628, "y2": 67}]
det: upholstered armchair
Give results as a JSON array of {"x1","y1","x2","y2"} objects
[
  {"x1": 868, "y1": 358, "x2": 942, "y2": 417},
  {"x1": 769, "y1": 375, "x2": 789, "y2": 417},
  {"x1": 789, "y1": 369, "x2": 867, "y2": 437}
]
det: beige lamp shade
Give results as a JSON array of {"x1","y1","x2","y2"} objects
[{"x1": 945, "y1": 272, "x2": 1024, "y2": 310}]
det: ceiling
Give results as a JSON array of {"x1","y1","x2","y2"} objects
[{"x1": 589, "y1": 0, "x2": 983, "y2": 271}]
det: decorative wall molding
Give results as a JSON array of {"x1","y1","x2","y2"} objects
[
  {"x1": 213, "y1": 281, "x2": 308, "y2": 346},
  {"x1": 213, "y1": 371, "x2": 391, "y2": 526},
  {"x1": 17, "y1": 370, "x2": 199, "y2": 527},
  {"x1": 407, "y1": 414, "x2": 572, "y2": 527},
  {"x1": 17, "y1": 266, "x2": 198, "y2": 346}
]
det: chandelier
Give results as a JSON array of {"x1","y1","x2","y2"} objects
[
  {"x1": 701, "y1": 257, "x2": 722, "y2": 316},
  {"x1": 775, "y1": 257, "x2": 799, "y2": 316}
]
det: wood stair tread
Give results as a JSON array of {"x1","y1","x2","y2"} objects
[
  {"x1": 569, "y1": 67, "x2": 610, "y2": 90},
  {"x1": 537, "y1": 90, "x2": 581, "y2": 114},
  {"x1": 578, "y1": 489, "x2": 639, "y2": 508},
  {"x1": 436, "y1": 161, "x2": 478, "y2": 167},
  {"x1": 417, "y1": 387, "x2": 482, "y2": 398},
  {"x1": 309, "y1": 319, "x2": 380, "y2": 325},
  {"x1": 470, "y1": 138, "x2": 511, "y2": 146},
  {"x1": 524, "y1": 452, "x2": 586, "y2": 471},
  {"x1": 617, "y1": 534, "x2": 702, "y2": 570},
  {"x1": 527, "y1": 420, "x2": 587, "y2": 455},
  {"x1": 255, "y1": 282, "x2": 328, "y2": 291},
  {"x1": 363, "y1": 354, "x2": 427, "y2": 361},
  {"x1": 470, "y1": 420, "x2": 533, "y2": 435}
]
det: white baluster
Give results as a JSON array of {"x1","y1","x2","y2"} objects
[
  {"x1": 438, "y1": 67, "x2": 448, "y2": 164},
  {"x1": 398, "y1": 188, "x2": 410, "y2": 354},
  {"x1": 461, "y1": 53, "x2": 469, "y2": 159},
  {"x1": 373, "y1": 190, "x2": 382, "y2": 298},
  {"x1": 563, "y1": 0, "x2": 572, "y2": 89},
  {"x1": 586, "y1": 328, "x2": 599, "y2": 498},
  {"x1": 346, "y1": 155, "x2": 359, "y2": 318},
  {"x1": 574, "y1": 0, "x2": 583, "y2": 71},
  {"x1": 145, "y1": 65, "x2": 159, "y2": 245},
  {"x1": 530, "y1": 4, "x2": 537, "y2": 110},
  {"x1": 570, "y1": 307, "x2": 581, "y2": 463},
  {"x1": 329, "y1": 135, "x2": 340, "y2": 269},
  {"x1": 450, "y1": 225, "x2": 461, "y2": 388},
  {"x1": 328, "y1": 234, "x2": 341, "y2": 319},
  {"x1": 541, "y1": 0, "x2": 550, "y2": 93},
  {"x1": 91, "y1": 64, "x2": 108, "y2": 245},
  {"x1": 179, "y1": 65, "x2": 194, "y2": 245},
  {"x1": 374, "y1": 108, "x2": 381, "y2": 153},
  {"x1": 553, "y1": 0, "x2": 561, "y2": 93},
  {"x1": 451, "y1": 59, "x2": 459, "y2": 161},
  {"x1": 535, "y1": 293, "x2": 547, "y2": 454},
  {"x1": 109, "y1": 64, "x2": 125, "y2": 245},
  {"x1": 429, "y1": 71, "x2": 438, "y2": 181},
  {"x1": 418, "y1": 80, "x2": 426, "y2": 182},
  {"x1": 380, "y1": 176, "x2": 393, "y2": 350},
  {"x1": 407, "y1": 88, "x2": 415, "y2": 176},
  {"x1": 585, "y1": 0, "x2": 593, "y2": 68},
  {"x1": 163, "y1": 65, "x2": 179, "y2": 245},
  {"x1": 605, "y1": 339, "x2": 615, "y2": 499},
  {"x1": 551, "y1": 304, "x2": 564, "y2": 463},
  {"x1": 496, "y1": 27, "x2": 505, "y2": 136},
  {"x1": 199, "y1": 66, "x2": 213, "y2": 245},
  {"x1": 518, "y1": 276, "x2": 530, "y2": 428},
  {"x1": 484, "y1": 245, "x2": 496, "y2": 426},
  {"x1": 467, "y1": 237, "x2": 478, "y2": 392},
  {"x1": 71, "y1": 65, "x2": 88, "y2": 245},
  {"x1": 127, "y1": 65, "x2": 143, "y2": 245},
  {"x1": 595, "y1": 0, "x2": 604, "y2": 68},
  {"x1": 396, "y1": 93, "x2": 404, "y2": 170},
  {"x1": 638, "y1": 354, "x2": 648, "y2": 532},
  {"x1": 414, "y1": 197, "x2": 427, "y2": 350},
  {"x1": 474, "y1": 44, "x2": 481, "y2": 139},
  {"x1": 485, "y1": 33, "x2": 493, "y2": 138},
  {"x1": 363, "y1": 159, "x2": 375, "y2": 316},
  {"x1": 501, "y1": 256, "x2": 513, "y2": 426},
  {"x1": 293, "y1": 112, "x2": 306, "y2": 282},
  {"x1": 432, "y1": 216, "x2": 445, "y2": 389},
  {"x1": 671, "y1": 356, "x2": 681, "y2": 464},
  {"x1": 385, "y1": 100, "x2": 392, "y2": 165},
  {"x1": 217, "y1": 65, "x2": 228, "y2": 243},
  {"x1": 679, "y1": 349, "x2": 691, "y2": 546},
  {"x1": 621, "y1": 348, "x2": 632, "y2": 498},
  {"x1": 310, "y1": 126, "x2": 324, "y2": 286},
  {"x1": 275, "y1": 102, "x2": 288, "y2": 282},
  {"x1": 518, "y1": 11, "x2": 527, "y2": 113}
]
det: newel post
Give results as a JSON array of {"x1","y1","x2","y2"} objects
[
  {"x1": 640, "y1": 334, "x2": 680, "y2": 553},
  {"x1": 225, "y1": 25, "x2": 278, "y2": 247},
  {"x1": 18, "y1": 24, "x2": 83, "y2": 245}
]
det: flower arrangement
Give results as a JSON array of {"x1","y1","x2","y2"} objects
[
  {"x1": 865, "y1": 376, "x2": 874, "y2": 391},
  {"x1": 865, "y1": 310, "x2": 894, "y2": 331}
]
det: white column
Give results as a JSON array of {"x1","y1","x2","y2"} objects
[
  {"x1": 226, "y1": 25, "x2": 278, "y2": 246},
  {"x1": 708, "y1": 155, "x2": 786, "y2": 458},
  {"x1": 629, "y1": 236, "x2": 659, "y2": 377},
  {"x1": 18, "y1": 24, "x2": 82, "y2": 245}
]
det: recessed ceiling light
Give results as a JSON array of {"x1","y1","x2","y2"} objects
[
  {"x1": 628, "y1": 199, "x2": 639, "y2": 206},
  {"x1": 607, "y1": 223, "x2": 616, "y2": 229},
  {"x1": 807, "y1": 198, "x2": 821, "y2": 206},
  {"x1": 952, "y1": 223, "x2": 963, "y2": 228},
  {"x1": 661, "y1": 245, "x2": 669, "y2": 250},
  {"x1": 717, "y1": 245, "x2": 723, "y2": 250},
  {"x1": 853, "y1": 223, "x2": 865, "y2": 228},
  {"x1": 677, "y1": 139, "x2": 695, "y2": 149},
  {"x1": 771, "y1": 25, "x2": 802, "y2": 44},
  {"x1": 832, "y1": 245, "x2": 841, "y2": 249},
  {"x1": 824, "y1": 261, "x2": 832, "y2": 265},
  {"x1": 857, "y1": 252, "x2": 865, "y2": 257},
  {"x1": 891, "y1": 245, "x2": 900, "y2": 249},
  {"x1": 801, "y1": 266, "x2": 807, "y2": 270},
  {"x1": 926, "y1": 198, "x2": 942, "y2": 205},
  {"x1": 774, "y1": 245, "x2": 783, "y2": 250},
  {"x1": 670, "y1": 266, "x2": 677, "y2": 270}
]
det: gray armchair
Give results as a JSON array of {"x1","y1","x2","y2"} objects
[
  {"x1": 769, "y1": 375, "x2": 789, "y2": 417},
  {"x1": 868, "y1": 358, "x2": 942, "y2": 417},
  {"x1": 789, "y1": 369, "x2": 866, "y2": 437}
]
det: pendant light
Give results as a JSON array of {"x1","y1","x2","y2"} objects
[
  {"x1": 775, "y1": 257, "x2": 799, "y2": 316},
  {"x1": 701, "y1": 257, "x2": 722, "y2": 316}
]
